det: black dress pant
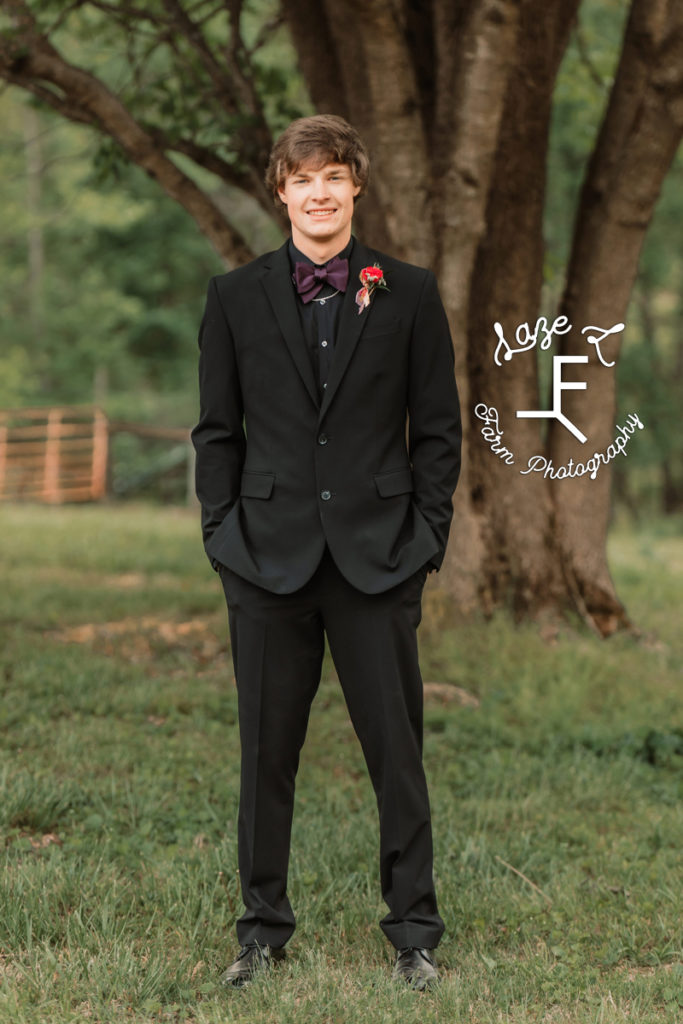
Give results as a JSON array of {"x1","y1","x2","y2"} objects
[{"x1": 219, "y1": 548, "x2": 444, "y2": 950}]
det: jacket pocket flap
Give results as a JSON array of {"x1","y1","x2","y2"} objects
[
  {"x1": 240, "y1": 471, "x2": 275, "y2": 499},
  {"x1": 374, "y1": 468, "x2": 413, "y2": 498}
]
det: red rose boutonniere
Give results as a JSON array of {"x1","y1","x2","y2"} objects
[{"x1": 355, "y1": 264, "x2": 389, "y2": 314}]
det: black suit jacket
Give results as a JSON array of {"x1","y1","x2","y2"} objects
[{"x1": 191, "y1": 238, "x2": 461, "y2": 594}]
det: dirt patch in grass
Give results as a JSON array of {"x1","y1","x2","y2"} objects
[
  {"x1": 618, "y1": 963, "x2": 679, "y2": 979},
  {"x1": 49, "y1": 616, "x2": 227, "y2": 665},
  {"x1": 423, "y1": 681, "x2": 480, "y2": 707}
]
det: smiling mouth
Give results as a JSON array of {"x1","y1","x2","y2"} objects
[{"x1": 307, "y1": 209, "x2": 336, "y2": 217}]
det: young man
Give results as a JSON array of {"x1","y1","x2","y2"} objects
[{"x1": 191, "y1": 115, "x2": 461, "y2": 989}]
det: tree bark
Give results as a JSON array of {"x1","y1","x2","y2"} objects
[
  {"x1": 429, "y1": 0, "x2": 524, "y2": 610},
  {"x1": 464, "y1": 0, "x2": 581, "y2": 615}
]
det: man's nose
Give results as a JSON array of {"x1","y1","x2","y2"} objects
[{"x1": 311, "y1": 177, "x2": 330, "y2": 199}]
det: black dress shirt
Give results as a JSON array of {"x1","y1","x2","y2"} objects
[{"x1": 288, "y1": 238, "x2": 354, "y2": 400}]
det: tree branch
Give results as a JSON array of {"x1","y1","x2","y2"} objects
[
  {"x1": 220, "y1": 0, "x2": 276, "y2": 141},
  {"x1": 247, "y1": 11, "x2": 286, "y2": 56},
  {"x1": 87, "y1": 0, "x2": 157, "y2": 22},
  {"x1": 0, "y1": 2, "x2": 255, "y2": 266},
  {"x1": 154, "y1": 131, "x2": 289, "y2": 230},
  {"x1": 574, "y1": 21, "x2": 610, "y2": 92},
  {"x1": 44, "y1": 0, "x2": 89, "y2": 37},
  {"x1": 160, "y1": 0, "x2": 245, "y2": 115},
  {"x1": 186, "y1": 0, "x2": 224, "y2": 27},
  {"x1": 0, "y1": 73, "x2": 94, "y2": 125},
  {"x1": 157, "y1": 0, "x2": 275, "y2": 199}
]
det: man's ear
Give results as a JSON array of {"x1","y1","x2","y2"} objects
[{"x1": 278, "y1": 188, "x2": 287, "y2": 205}]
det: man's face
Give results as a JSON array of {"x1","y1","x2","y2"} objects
[{"x1": 278, "y1": 161, "x2": 360, "y2": 259}]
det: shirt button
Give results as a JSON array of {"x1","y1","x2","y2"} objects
[
  {"x1": 321, "y1": 489, "x2": 331, "y2": 501},
  {"x1": 323, "y1": 382, "x2": 328, "y2": 389},
  {"x1": 321, "y1": 339, "x2": 328, "y2": 348},
  {"x1": 318, "y1": 433, "x2": 328, "y2": 445}
]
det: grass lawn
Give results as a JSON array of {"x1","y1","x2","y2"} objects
[{"x1": 0, "y1": 503, "x2": 681, "y2": 1023}]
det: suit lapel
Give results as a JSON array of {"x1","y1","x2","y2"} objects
[
  {"x1": 260, "y1": 242, "x2": 319, "y2": 408},
  {"x1": 319, "y1": 239, "x2": 378, "y2": 422}
]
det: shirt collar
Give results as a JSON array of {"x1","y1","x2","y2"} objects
[{"x1": 288, "y1": 236, "x2": 354, "y2": 270}]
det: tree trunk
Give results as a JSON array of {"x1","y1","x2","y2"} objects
[
  {"x1": 283, "y1": 0, "x2": 434, "y2": 262},
  {"x1": 463, "y1": 0, "x2": 581, "y2": 615},
  {"x1": 658, "y1": 271, "x2": 683, "y2": 515},
  {"x1": 430, "y1": 0, "x2": 524, "y2": 611},
  {"x1": 551, "y1": 0, "x2": 683, "y2": 634}
]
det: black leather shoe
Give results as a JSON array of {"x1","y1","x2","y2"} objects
[
  {"x1": 220, "y1": 943, "x2": 285, "y2": 987},
  {"x1": 392, "y1": 947, "x2": 438, "y2": 989}
]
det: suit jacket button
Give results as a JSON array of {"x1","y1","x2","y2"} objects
[
  {"x1": 318, "y1": 433, "x2": 328, "y2": 445},
  {"x1": 320, "y1": 489, "x2": 331, "y2": 501}
]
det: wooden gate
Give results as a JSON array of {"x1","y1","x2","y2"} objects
[{"x1": 0, "y1": 406, "x2": 108, "y2": 504}]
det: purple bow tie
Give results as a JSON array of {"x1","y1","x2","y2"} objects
[{"x1": 293, "y1": 256, "x2": 349, "y2": 303}]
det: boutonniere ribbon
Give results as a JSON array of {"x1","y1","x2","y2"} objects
[{"x1": 355, "y1": 264, "x2": 389, "y2": 314}]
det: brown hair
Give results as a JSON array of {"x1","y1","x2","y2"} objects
[{"x1": 265, "y1": 115, "x2": 370, "y2": 206}]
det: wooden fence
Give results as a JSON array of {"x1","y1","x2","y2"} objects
[
  {"x1": 0, "y1": 406, "x2": 195, "y2": 505},
  {"x1": 0, "y1": 406, "x2": 108, "y2": 503}
]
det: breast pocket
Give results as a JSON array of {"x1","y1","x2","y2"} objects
[{"x1": 363, "y1": 316, "x2": 402, "y2": 340}]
